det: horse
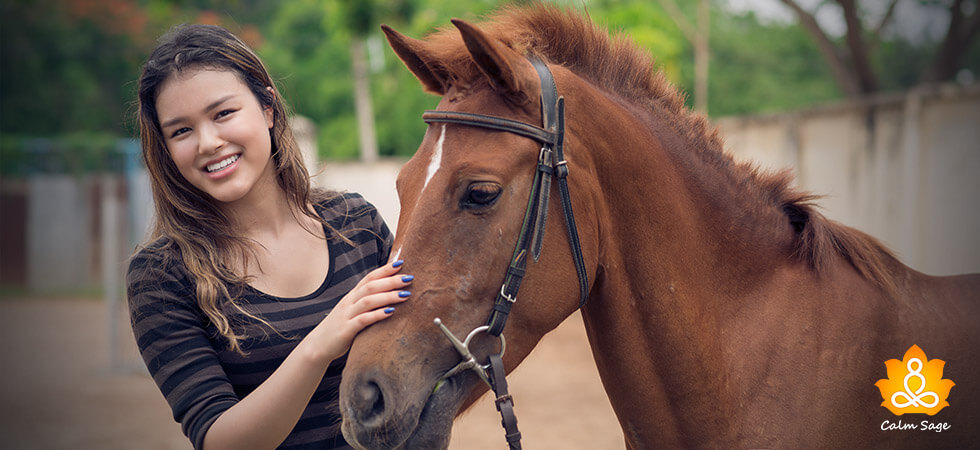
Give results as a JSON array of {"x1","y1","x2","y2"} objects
[{"x1": 339, "y1": 5, "x2": 980, "y2": 449}]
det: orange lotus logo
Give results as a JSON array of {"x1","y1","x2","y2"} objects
[{"x1": 875, "y1": 345, "x2": 954, "y2": 416}]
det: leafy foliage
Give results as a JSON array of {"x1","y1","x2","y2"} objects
[
  {"x1": 702, "y1": 10, "x2": 841, "y2": 116},
  {"x1": 1, "y1": 0, "x2": 971, "y2": 164}
]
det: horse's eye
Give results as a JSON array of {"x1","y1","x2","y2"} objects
[{"x1": 461, "y1": 182, "x2": 502, "y2": 210}]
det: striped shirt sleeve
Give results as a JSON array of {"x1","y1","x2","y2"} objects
[
  {"x1": 323, "y1": 192, "x2": 393, "y2": 266},
  {"x1": 127, "y1": 243, "x2": 237, "y2": 449}
]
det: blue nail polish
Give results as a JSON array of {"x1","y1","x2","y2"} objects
[
  {"x1": 384, "y1": 307, "x2": 396, "y2": 314},
  {"x1": 401, "y1": 275, "x2": 414, "y2": 283},
  {"x1": 398, "y1": 291, "x2": 412, "y2": 298},
  {"x1": 392, "y1": 260, "x2": 404, "y2": 268}
]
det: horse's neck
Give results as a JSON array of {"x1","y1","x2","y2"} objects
[
  {"x1": 572, "y1": 93, "x2": 980, "y2": 446},
  {"x1": 573, "y1": 92, "x2": 809, "y2": 446},
  {"x1": 577, "y1": 91, "x2": 796, "y2": 305},
  {"x1": 569, "y1": 105, "x2": 722, "y2": 445}
]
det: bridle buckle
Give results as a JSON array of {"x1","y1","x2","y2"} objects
[
  {"x1": 499, "y1": 284, "x2": 517, "y2": 303},
  {"x1": 538, "y1": 146, "x2": 552, "y2": 165}
]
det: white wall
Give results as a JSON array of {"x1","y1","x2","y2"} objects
[
  {"x1": 717, "y1": 83, "x2": 980, "y2": 276},
  {"x1": 27, "y1": 175, "x2": 94, "y2": 292}
]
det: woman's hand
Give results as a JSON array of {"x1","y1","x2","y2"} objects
[
  {"x1": 305, "y1": 260, "x2": 412, "y2": 365},
  {"x1": 201, "y1": 260, "x2": 412, "y2": 450}
]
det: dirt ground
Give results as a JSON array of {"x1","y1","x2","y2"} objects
[{"x1": 0, "y1": 297, "x2": 624, "y2": 449}]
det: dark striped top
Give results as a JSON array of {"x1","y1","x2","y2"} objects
[{"x1": 127, "y1": 193, "x2": 392, "y2": 450}]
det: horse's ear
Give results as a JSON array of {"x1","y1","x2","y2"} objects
[
  {"x1": 381, "y1": 24, "x2": 447, "y2": 95},
  {"x1": 451, "y1": 19, "x2": 534, "y2": 105}
]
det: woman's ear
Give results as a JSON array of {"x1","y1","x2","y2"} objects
[{"x1": 264, "y1": 86, "x2": 275, "y2": 129}]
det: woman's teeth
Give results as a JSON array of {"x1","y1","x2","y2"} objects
[{"x1": 206, "y1": 154, "x2": 240, "y2": 173}]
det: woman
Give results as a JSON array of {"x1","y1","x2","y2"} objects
[{"x1": 128, "y1": 24, "x2": 407, "y2": 449}]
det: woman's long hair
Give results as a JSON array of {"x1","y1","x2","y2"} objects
[{"x1": 136, "y1": 24, "x2": 338, "y2": 353}]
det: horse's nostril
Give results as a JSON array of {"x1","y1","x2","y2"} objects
[
  {"x1": 368, "y1": 381, "x2": 385, "y2": 418},
  {"x1": 343, "y1": 375, "x2": 416, "y2": 449},
  {"x1": 354, "y1": 380, "x2": 386, "y2": 425}
]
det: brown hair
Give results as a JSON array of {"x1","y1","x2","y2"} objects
[{"x1": 136, "y1": 24, "x2": 338, "y2": 352}]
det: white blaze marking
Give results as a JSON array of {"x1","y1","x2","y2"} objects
[
  {"x1": 401, "y1": 126, "x2": 445, "y2": 263},
  {"x1": 422, "y1": 125, "x2": 446, "y2": 192}
]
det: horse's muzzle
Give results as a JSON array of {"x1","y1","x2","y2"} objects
[{"x1": 341, "y1": 365, "x2": 464, "y2": 450}]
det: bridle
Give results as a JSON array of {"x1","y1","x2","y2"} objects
[{"x1": 423, "y1": 56, "x2": 589, "y2": 450}]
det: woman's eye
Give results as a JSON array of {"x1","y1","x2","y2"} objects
[
  {"x1": 170, "y1": 127, "x2": 191, "y2": 138},
  {"x1": 216, "y1": 109, "x2": 235, "y2": 119},
  {"x1": 461, "y1": 182, "x2": 502, "y2": 210}
]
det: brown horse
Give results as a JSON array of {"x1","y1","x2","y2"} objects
[{"x1": 339, "y1": 5, "x2": 980, "y2": 449}]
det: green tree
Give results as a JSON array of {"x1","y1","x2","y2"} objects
[
  {"x1": 260, "y1": 0, "x2": 503, "y2": 160},
  {"x1": 6, "y1": 0, "x2": 968, "y2": 164},
  {"x1": 700, "y1": 8, "x2": 840, "y2": 116},
  {"x1": 1, "y1": 0, "x2": 149, "y2": 135}
]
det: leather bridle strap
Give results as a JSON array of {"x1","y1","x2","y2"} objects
[
  {"x1": 421, "y1": 56, "x2": 589, "y2": 338},
  {"x1": 420, "y1": 111, "x2": 557, "y2": 144},
  {"x1": 422, "y1": 56, "x2": 590, "y2": 450},
  {"x1": 488, "y1": 354, "x2": 521, "y2": 449}
]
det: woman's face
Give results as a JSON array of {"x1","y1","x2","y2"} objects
[{"x1": 155, "y1": 68, "x2": 275, "y2": 205}]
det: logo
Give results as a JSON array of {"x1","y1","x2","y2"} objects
[{"x1": 875, "y1": 345, "x2": 954, "y2": 416}]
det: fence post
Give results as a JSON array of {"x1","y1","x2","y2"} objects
[
  {"x1": 101, "y1": 174, "x2": 124, "y2": 371},
  {"x1": 898, "y1": 87, "x2": 923, "y2": 266}
]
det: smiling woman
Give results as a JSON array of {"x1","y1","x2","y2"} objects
[
  {"x1": 127, "y1": 24, "x2": 412, "y2": 450},
  {"x1": 156, "y1": 69, "x2": 275, "y2": 204}
]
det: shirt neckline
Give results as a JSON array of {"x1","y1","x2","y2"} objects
[{"x1": 243, "y1": 224, "x2": 338, "y2": 301}]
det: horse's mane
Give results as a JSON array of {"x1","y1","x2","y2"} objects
[{"x1": 421, "y1": 4, "x2": 899, "y2": 292}]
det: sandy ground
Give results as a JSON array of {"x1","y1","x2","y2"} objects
[{"x1": 0, "y1": 297, "x2": 623, "y2": 449}]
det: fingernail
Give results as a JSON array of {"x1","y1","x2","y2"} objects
[
  {"x1": 401, "y1": 275, "x2": 414, "y2": 283},
  {"x1": 392, "y1": 260, "x2": 404, "y2": 268},
  {"x1": 384, "y1": 307, "x2": 396, "y2": 314},
  {"x1": 398, "y1": 290, "x2": 412, "y2": 298}
]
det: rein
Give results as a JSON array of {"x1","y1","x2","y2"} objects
[{"x1": 424, "y1": 56, "x2": 589, "y2": 450}]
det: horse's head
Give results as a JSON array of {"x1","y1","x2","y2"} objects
[{"x1": 339, "y1": 17, "x2": 597, "y2": 449}]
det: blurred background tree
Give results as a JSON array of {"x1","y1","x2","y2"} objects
[
  {"x1": 2, "y1": 0, "x2": 976, "y2": 163},
  {"x1": 779, "y1": 0, "x2": 979, "y2": 98}
]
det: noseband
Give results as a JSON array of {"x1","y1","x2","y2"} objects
[{"x1": 422, "y1": 56, "x2": 589, "y2": 450}]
